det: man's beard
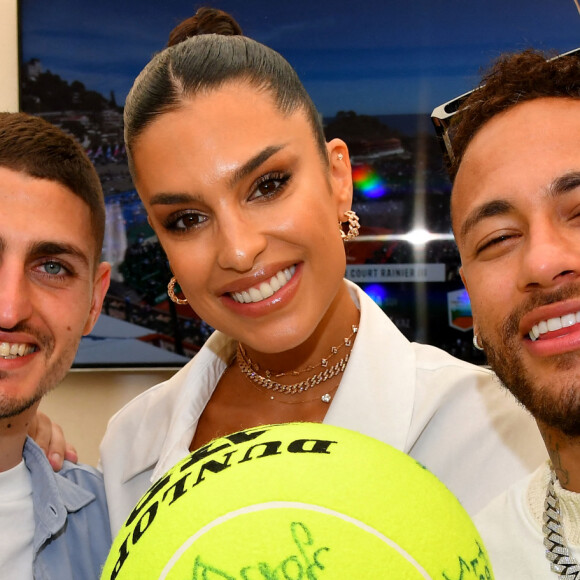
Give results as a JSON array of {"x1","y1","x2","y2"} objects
[
  {"x1": 0, "y1": 324, "x2": 78, "y2": 420},
  {"x1": 480, "y1": 285, "x2": 580, "y2": 438},
  {"x1": 0, "y1": 387, "x2": 45, "y2": 419}
]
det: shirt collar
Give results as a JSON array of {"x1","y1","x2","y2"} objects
[
  {"x1": 119, "y1": 280, "x2": 418, "y2": 484},
  {"x1": 324, "y1": 280, "x2": 416, "y2": 452},
  {"x1": 120, "y1": 332, "x2": 235, "y2": 484},
  {"x1": 23, "y1": 438, "x2": 96, "y2": 551}
]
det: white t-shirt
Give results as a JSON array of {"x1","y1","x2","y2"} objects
[
  {"x1": 0, "y1": 460, "x2": 34, "y2": 580},
  {"x1": 476, "y1": 462, "x2": 580, "y2": 579}
]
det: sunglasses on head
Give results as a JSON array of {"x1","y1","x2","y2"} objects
[{"x1": 430, "y1": 46, "x2": 580, "y2": 171}]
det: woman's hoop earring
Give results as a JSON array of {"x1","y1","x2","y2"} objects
[
  {"x1": 339, "y1": 210, "x2": 360, "y2": 241},
  {"x1": 472, "y1": 334, "x2": 484, "y2": 351},
  {"x1": 167, "y1": 277, "x2": 188, "y2": 305}
]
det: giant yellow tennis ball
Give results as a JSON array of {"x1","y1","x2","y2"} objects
[{"x1": 102, "y1": 422, "x2": 493, "y2": 579}]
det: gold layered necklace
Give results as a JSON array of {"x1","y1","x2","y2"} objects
[{"x1": 237, "y1": 325, "x2": 358, "y2": 403}]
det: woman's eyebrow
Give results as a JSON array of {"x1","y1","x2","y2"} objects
[
  {"x1": 149, "y1": 192, "x2": 198, "y2": 206},
  {"x1": 227, "y1": 144, "x2": 287, "y2": 188},
  {"x1": 148, "y1": 144, "x2": 289, "y2": 207}
]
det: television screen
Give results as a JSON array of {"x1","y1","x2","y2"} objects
[{"x1": 18, "y1": 0, "x2": 580, "y2": 367}]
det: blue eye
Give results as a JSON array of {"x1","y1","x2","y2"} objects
[{"x1": 42, "y1": 261, "x2": 63, "y2": 275}]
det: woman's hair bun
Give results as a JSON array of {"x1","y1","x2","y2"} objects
[{"x1": 167, "y1": 7, "x2": 243, "y2": 47}]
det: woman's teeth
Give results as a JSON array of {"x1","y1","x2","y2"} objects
[
  {"x1": 231, "y1": 266, "x2": 296, "y2": 304},
  {"x1": 529, "y1": 312, "x2": 580, "y2": 341},
  {"x1": 0, "y1": 342, "x2": 35, "y2": 358}
]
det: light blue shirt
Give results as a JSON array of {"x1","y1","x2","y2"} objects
[{"x1": 24, "y1": 437, "x2": 111, "y2": 579}]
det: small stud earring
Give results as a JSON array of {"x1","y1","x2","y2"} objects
[{"x1": 337, "y1": 153, "x2": 343, "y2": 161}]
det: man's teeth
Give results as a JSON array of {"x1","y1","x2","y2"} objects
[
  {"x1": 231, "y1": 266, "x2": 296, "y2": 304},
  {"x1": 0, "y1": 342, "x2": 35, "y2": 359},
  {"x1": 529, "y1": 312, "x2": 580, "y2": 341}
]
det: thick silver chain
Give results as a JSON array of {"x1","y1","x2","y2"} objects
[{"x1": 543, "y1": 470, "x2": 580, "y2": 578}]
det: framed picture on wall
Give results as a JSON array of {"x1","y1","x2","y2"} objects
[{"x1": 18, "y1": 0, "x2": 580, "y2": 367}]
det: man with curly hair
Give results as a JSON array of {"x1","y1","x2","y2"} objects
[{"x1": 433, "y1": 48, "x2": 580, "y2": 577}]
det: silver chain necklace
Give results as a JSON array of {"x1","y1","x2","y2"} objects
[{"x1": 543, "y1": 470, "x2": 580, "y2": 578}]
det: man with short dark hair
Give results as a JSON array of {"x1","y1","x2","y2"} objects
[
  {"x1": 433, "y1": 48, "x2": 580, "y2": 577},
  {"x1": 0, "y1": 112, "x2": 111, "y2": 578}
]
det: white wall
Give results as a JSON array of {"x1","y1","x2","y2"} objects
[
  {"x1": 0, "y1": 0, "x2": 175, "y2": 466},
  {"x1": 39, "y1": 369, "x2": 173, "y2": 467},
  {"x1": 0, "y1": 0, "x2": 19, "y2": 112}
]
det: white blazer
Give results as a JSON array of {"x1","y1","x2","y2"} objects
[{"x1": 100, "y1": 281, "x2": 546, "y2": 534}]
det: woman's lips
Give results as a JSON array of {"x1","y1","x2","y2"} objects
[{"x1": 229, "y1": 265, "x2": 296, "y2": 304}]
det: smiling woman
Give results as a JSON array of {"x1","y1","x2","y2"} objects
[
  {"x1": 132, "y1": 84, "x2": 353, "y2": 363},
  {"x1": 99, "y1": 7, "x2": 547, "y2": 536}
]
